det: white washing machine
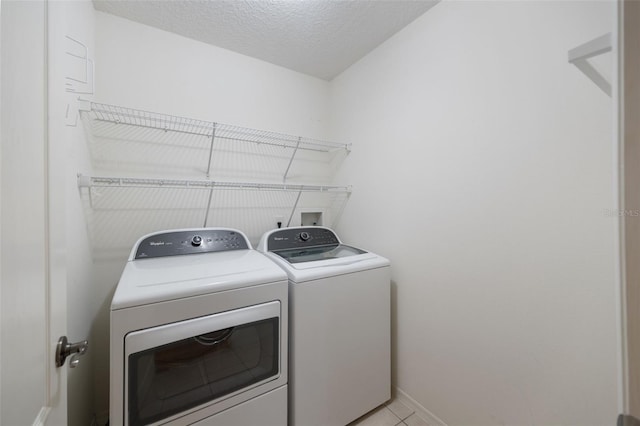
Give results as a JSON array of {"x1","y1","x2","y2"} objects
[
  {"x1": 110, "y1": 228, "x2": 288, "y2": 426},
  {"x1": 257, "y1": 226, "x2": 390, "y2": 426}
]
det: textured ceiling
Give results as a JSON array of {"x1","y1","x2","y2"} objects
[{"x1": 92, "y1": 0, "x2": 438, "y2": 80}]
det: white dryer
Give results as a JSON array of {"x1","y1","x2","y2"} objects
[
  {"x1": 257, "y1": 226, "x2": 390, "y2": 426},
  {"x1": 110, "y1": 228, "x2": 288, "y2": 426}
]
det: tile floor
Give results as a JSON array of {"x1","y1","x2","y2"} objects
[{"x1": 348, "y1": 398, "x2": 431, "y2": 426}]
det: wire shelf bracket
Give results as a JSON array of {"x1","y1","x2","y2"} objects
[{"x1": 568, "y1": 33, "x2": 612, "y2": 97}]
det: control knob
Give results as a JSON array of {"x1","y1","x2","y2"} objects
[
  {"x1": 191, "y1": 235, "x2": 203, "y2": 246},
  {"x1": 299, "y1": 232, "x2": 310, "y2": 241}
]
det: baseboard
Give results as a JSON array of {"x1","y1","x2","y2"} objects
[{"x1": 394, "y1": 387, "x2": 447, "y2": 426}]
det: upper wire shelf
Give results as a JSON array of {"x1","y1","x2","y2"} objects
[{"x1": 85, "y1": 102, "x2": 351, "y2": 153}]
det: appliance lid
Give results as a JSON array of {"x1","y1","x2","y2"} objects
[
  {"x1": 112, "y1": 249, "x2": 287, "y2": 310},
  {"x1": 272, "y1": 244, "x2": 366, "y2": 264}
]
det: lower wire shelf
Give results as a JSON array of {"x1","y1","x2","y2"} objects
[
  {"x1": 77, "y1": 174, "x2": 352, "y2": 250},
  {"x1": 77, "y1": 174, "x2": 351, "y2": 193}
]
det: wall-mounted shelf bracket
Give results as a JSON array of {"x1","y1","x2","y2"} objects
[
  {"x1": 77, "y1": 98, "x2": 92, "y2": 113},
  {"x1": 67, "y1": 97, "x2": 92, "y2": 126},
  {"x1": 568, "y1": 32, "x2": 612, "y2": 97}
]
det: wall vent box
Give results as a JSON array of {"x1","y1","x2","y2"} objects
[{"x1": 301, "y1": 212, "x2": 323, "y2": 226}]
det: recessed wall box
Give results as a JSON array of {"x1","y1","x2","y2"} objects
[{"x1": 301, "y1": 212, "x2": 323, "y2": 226}]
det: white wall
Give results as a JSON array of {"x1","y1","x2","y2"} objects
[
  {"x1": 94, "y1": 12, "x2": 330, "y2": 137},
  {"x1": 330, "y1": 1, "x2": 618, "y2": 425},
  {"x1": 90, "y1": 12, "x2": 332, "y2": 417}
]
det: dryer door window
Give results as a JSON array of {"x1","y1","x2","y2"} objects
[{"x1": 124, "y1": 302, "x2": 280, "y2": 426}]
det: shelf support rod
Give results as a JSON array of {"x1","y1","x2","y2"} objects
[
  {"x1": 203, "y1": 184, "x2": 215, "y2": 228},
  {"x1": 287, "y1": 190, "x2": 303, "y2": 227},
  {"x1": 283, "y1": 137, "x2": 301, "y2": 182},
  {"x1": 203, "y1": 123, "x2": 218, "y2": 227},
  {"x1": 206, "y1": 123, "x2": 217, "y2": 178}
]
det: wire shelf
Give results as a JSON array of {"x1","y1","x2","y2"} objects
[
  {"x1": 86, "y1": 102, "x2": 350, "y2": 152},
  {"x1": 78, "y1": 174, "x2": 351, "y2": 193},
  {"x1": 79, "y1": 174, "x2": 352, "y2": 258}
]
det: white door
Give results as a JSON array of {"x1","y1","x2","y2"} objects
[{"x1": 1, "y1": 0, "x2": 68, "y2": 425}]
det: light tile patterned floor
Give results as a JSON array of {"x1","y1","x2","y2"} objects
[{"x1": 348, "y1": 398, "x2": 431, "y2": 426}]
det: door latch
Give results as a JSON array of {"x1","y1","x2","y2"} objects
[{"x1": 55, "y1": 336, "x2": 88, "y2": 368}]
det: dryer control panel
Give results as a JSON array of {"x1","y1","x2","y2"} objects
[
  {"x1": 267, "y1": 227, "x2": 339, "y2": 251},
  {"x1": 135, "y1": 229, "x2": 249, "y2": 259}
]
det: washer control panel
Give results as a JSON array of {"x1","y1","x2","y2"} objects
[
  {"x1": 267, "y1": 227, "x2": 339, "y2": 251},
  {"x1": 135, "y1": 229, "x2": 249, "y2": 259}
]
